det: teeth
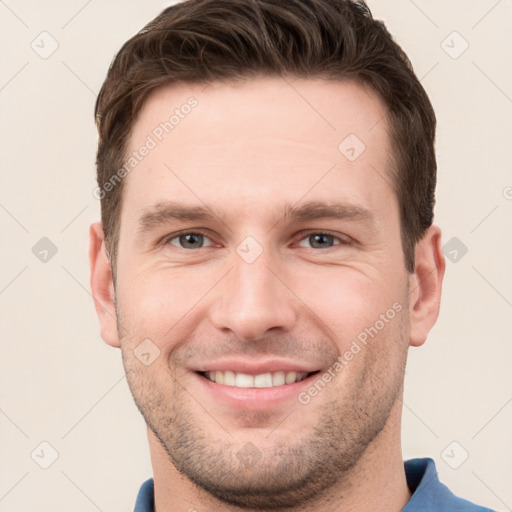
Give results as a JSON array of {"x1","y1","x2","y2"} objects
[
  {"x1": 204, "y1": 370, "x2": 309, "y2": 387},
  {"x1": 254, "y1": 373, "x2": 272, "y2": 388},
  {"x1": 272, "y1": 371, "x2": 285, "y2": 386},
  {"x1": 224, "y1": 370, "x2": 236, "y2": 386},
  {"x1": 285, "y1": 371, "x2": 297, "y2": 384},
  {"x1": 235, "y1": 372, "x2": 254, "y2": 388}
]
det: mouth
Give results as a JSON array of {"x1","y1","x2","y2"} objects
[
  {"x1": 197, "y1": 370, "x2": 321, "y2": 388},
  {"x1": 193, "y1": 369, "x2": 323, "y2": 410}
]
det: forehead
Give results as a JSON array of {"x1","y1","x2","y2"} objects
[{"x1": 122, "y1": 76, "x2": 395, "y2": 225}]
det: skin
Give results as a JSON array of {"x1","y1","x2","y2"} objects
[{"x1": 90, "y1": 76, "x2": 445, "y2": 511}]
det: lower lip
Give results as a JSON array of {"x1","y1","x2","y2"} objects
[{"x1": 193, "y1": 372, "x2": 318, "y2": 410}]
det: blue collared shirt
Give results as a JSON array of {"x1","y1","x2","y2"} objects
[{"x1": 134, "y1": 457, "x2": 496, "y2": 511}]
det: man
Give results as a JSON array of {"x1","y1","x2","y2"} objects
[{"x1": 89, "y1": 0, "x2": 496, "y2": 510}]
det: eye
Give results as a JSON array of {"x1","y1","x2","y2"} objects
[
  {"x1": 164, "y1": 230, "x2": 351, "y2": 250},
  {"x1": 167, "y1": 231, "x2": 215, "y2": 249},
  {"x1": 296, "y1": 232, "x2": 350, "y2": 249}
]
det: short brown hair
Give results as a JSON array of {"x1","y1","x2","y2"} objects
[{"x1": 95, "y1": 0, "x2": 436, "y2": 276}]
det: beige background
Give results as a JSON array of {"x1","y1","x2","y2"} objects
[{"x1": 1, "y1": 1, "x2": 511, "y2": 510}]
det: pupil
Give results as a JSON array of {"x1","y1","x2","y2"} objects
[
  {"x1": 181, "y1": 233, "x2": 203, "y2": 248},
  {"x1": 311, "y1": 234, "x2": 332, "y2": 248}
]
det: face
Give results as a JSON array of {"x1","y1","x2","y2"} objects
[{"x1": 91, "y1": 76, "x2": 439, "y2": 509}]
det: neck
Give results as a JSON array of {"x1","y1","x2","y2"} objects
[{"x1": 148, "y1": 396, "x2": 411, "y2": 512}]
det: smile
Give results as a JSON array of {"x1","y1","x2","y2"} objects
[{"x1": 200, "y1": 370, "x2": 319, "y2": 388}]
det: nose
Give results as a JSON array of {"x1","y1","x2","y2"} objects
[{"x1": 208, "y1": 248, "x2": 298, "y2": 342}]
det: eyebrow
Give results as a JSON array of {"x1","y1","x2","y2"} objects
[
  {"x1": 137, "y1": 199, "x2": 376, "y2": 235},
  {"x1": 282, "y1": 201, "x2": 375, "y2": 224}
]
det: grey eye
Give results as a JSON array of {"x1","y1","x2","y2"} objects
[
  {"x1": 169, "y1": 232, "x2": 213, "y2": 249},
  {"x1": 298, "y1": 233, "x2": 339, "y2": 249}
]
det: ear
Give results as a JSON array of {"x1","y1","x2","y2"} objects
[
  {"x1": 408, "y1": 224, "x2": 446, "y2": 347},
  {"x1": 89, "y1": 222, "x2": 120, "y2": 348}
]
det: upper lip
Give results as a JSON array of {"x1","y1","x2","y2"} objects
[{"x1": 192, "y1": 359, "x2": 320, "y2": 375}]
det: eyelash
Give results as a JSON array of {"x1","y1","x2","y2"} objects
[{"x1": 163, "y1": 230, "x2": 352, "y2": 250}]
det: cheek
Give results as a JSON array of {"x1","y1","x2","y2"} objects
[
  {"x1": 289, "y1": 266, "x2": 404, "y2": 347},
  {"x1": 116, "y1": 266, "x2": 215, "y2": 339}
]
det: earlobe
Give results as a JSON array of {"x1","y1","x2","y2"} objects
[
  {"x1": 408, "y1": 225, "x2": 446, "y2": 347},
  {"x1": 89, "y1": 222, "x2": 120, "y2": 348}
]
